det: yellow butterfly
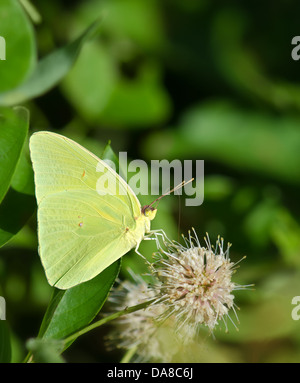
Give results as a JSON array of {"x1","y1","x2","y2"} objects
[{"x1": 30, "y1": 131, "x2": 157, "y2": 289}]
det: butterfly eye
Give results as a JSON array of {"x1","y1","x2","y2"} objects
[{"x1": 143, "y1": 206, "x2": 157, "y2": 220}]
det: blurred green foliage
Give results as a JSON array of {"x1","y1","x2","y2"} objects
[
  {"x1": 0, "y1": 0, "x2": 36, "y2": 92},
  {"x1": 0, "y1": 0, "x2": 300, "y2": 363}
]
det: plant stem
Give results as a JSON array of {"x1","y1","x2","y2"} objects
[
  {"x1": 23, "y1": 352, "x2": 32, "y2": 363},
  {"x1": 63, "y1": 298, "x2": 156, "y2": 346},
  {"x1": 120, "y1": 346, "x2": 137, "y2": 363},
  {"x1": 19, "y1": 0, "x2": 42, "y2": 24},
  {"x1": 23, "y1": 298, "x2": 155, "y2": 363}
]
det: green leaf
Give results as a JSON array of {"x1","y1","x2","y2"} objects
[
  {"x1": 19, "y1": 0, "x2": 42, "y2": 25},
  {"x1": 204, "y1": 175, "x2": 235, "y2": 201},
  {"x1": 38, "y1": 260, "x2": 121, "y2": 348},
  {"x1": 271, "y1": 208, "x2": 300, "y2": 267},
  {"x1": 10, "y1": 135, "x2": 35, "y2": 196},
  {"x1": 243, "y1": 197, "x2": 279, "y2": 247},
  {"x1": 212, "y1": 10, "x2": 300, "y2": 111},
  {"x1": 143, "y1": 101, "x2": 300, "y2": 184},
  {"x1": 0, "y1": 321, "x2": 11, "y2": 363},
  {"x1": 102, "y1": 141, "x2": 119, "y2": 167},
  {"x1": 0, "y1": 0, "x2": 36, "y2": 92},
  {"x1": 0, "y1": 126, "x2": 35, "y2": 248},
  {"x1": 61, "y1": 42, "x2": 117, "y2": 123},
  {"x1": 99, "y1": 64, "x2": 171, "y2": 128},
  {"x1": 74, "y1": 0, "x2": 165, "y2": 50},
  {"x1": 0, "y1": 189, "x2": 36, "y2": 249},
  {"x1": 101, "y1": 141, "x2": 126, "y2": 179},
  {"x1": 62, "y1": 46, "x2": 171, "y2": 128},
  {"x1": 0, "y1": 19, "x2": 102, "y2": 106},
  {"x1": 0, "y1": 107, "x2": 29, "y2": 204}
]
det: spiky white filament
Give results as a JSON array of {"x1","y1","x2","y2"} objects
[{"x1": 151, "y1": 231, "x2": 246, "y2": 337}]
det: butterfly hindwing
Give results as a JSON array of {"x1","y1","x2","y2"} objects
[{"x1": 30, "y1": 132, "x2": 143, "y2": 289}]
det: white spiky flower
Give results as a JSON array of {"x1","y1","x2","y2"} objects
[
  {"x1": 150, "y1": 229, "x2": 248, "y2": 338},
  {"x1": 107, "y1": 273, "x2": 178, "y2": 362},
  {"x1": 107, "y1": 230, "x2": 250, "y2": 360}
]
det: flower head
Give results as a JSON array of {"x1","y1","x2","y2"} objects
[
  {"x1": 151, "y1": 229, "x2": 247, "y2": 338},
  {"x1": 107, "y1": 229, "x2": 250, "y2": 361},
  {"x1": 107, "y1": 274, "x2": 177, "y2": 362}
]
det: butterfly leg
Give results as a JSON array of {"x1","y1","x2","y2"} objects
[
  {"x1": 134, "y1": 241, "x2": 156, "y2": 268},
  {"x1": 144, "y1": 229, "x2": 169, "y2": 241},
  {"x1": 134, "y1": 241, "x2": 148, "y2": 261},
  {"x1": 143, "y1": 232, "x2": 161, "y2": 251},
  {"x1": 145, "y1": 229, "x2": 172, "y2": 250},
  {"x1": 150, "y1": 229, "x2": 171, "y2": 241}
]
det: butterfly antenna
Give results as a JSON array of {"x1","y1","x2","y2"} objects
[{"x1": 148, "y1": 178, "x2": 194, "y2": 209}]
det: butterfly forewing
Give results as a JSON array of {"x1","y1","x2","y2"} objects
[{"x1": 30, "y1": 132, "x2": 143, "y2": 289}]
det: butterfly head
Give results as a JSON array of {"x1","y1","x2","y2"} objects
[
  {"x1": 140, "y1": 179, "x2": 194, "y2": 224},
  {"x1": 141, "y1": 205, "x2": 157, "y2": 221}
]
